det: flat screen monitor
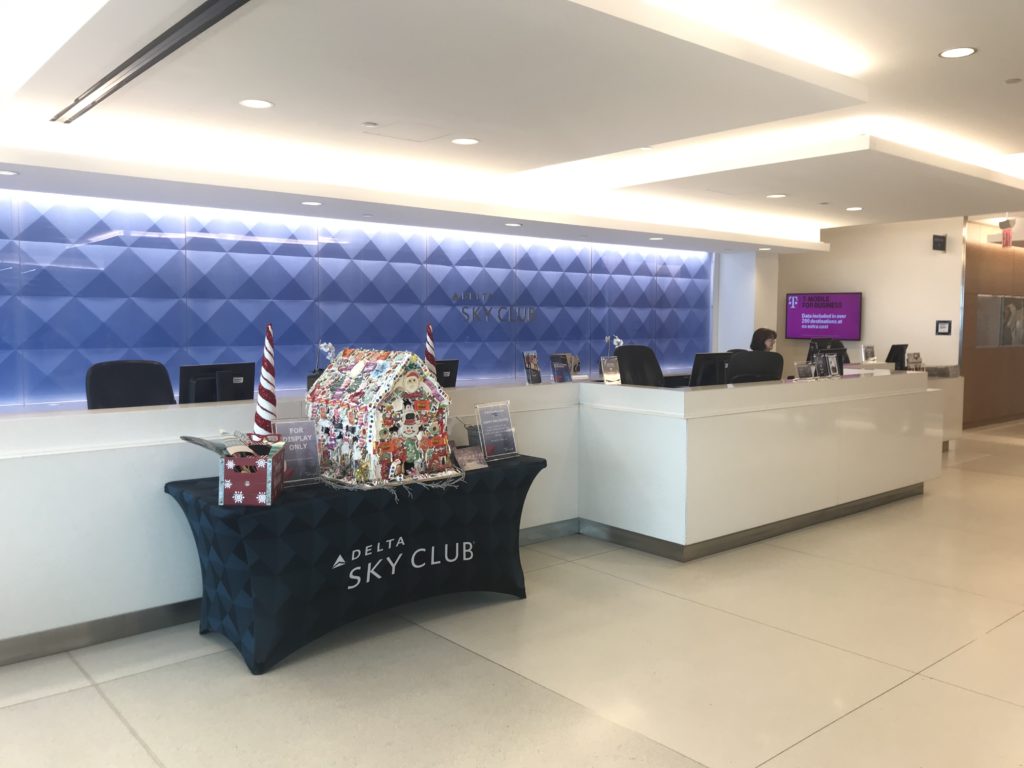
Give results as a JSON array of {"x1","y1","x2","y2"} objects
[
  {"x1": 885, "y1": 344, "x2": 908, "y2": 371},
  {"x1": 179, "y1": 362, "x2": 255, "y2": 404},
  {"x1": 688, "y1": 352, "x2": 731, "y2": 387},
  {"x1": 786, "y1": 292, "x2": 862, "y2": 340},
  {"x1": 434, "y1": 359, "x2": 459, "y2": 388}
]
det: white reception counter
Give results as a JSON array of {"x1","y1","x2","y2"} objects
[
  {"x1": 579, "y1": 373, "x2": 943, "y2": 558},
  {"x1": 0, "y1": 372, "x2": 943, "y2": 660}
]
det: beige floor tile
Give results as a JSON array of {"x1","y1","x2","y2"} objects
[
  {"x1": 0, "y1": 652, "x2": 90, "y2": 709},
  {"x1": 925, "y1": 611, "x2": 1024, "y2": 706},
  {"x1": 0, "y1": 687, "x2": 158, "y2": 767},
  {"x1": 519, "y1": 547, "x2": 563, "y2": 572},
  {"x1": 70, "y1": 621, "x2": 235, "y2": 683},
  {"x1": 403, "y1": 562, "x2": 908, "y2": 768},
  {"x1": 578, "y1": 543, "x2": 1020, "y2": 670},
  {"x1": 941, "y1": 445, "x2": 995, "y2": 468},
  {"x1": 925, "y1": 465, "x2": 1024, "y2": 501},
  {"x1": 953, "y1": 453, "x2": 1024, "y2": 478},
  {"x1": 526, "y1": 534, "x2": 620, "y2": 561},
  {"x1": 100, "y1": 614, "x2": 705, "y2": 768},
  {"x1": 762, "y1": 676, "x2": 1024, "y2": 768},
  {"x1": 769, "y1": 506, "x2": 1024, "y2": 603},
  {"x1": 877, "y1": 491, "x2": 1024, "y2": 544}
]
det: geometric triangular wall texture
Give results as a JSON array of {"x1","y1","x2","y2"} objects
[{"x1": 0, "y1": 192, "x2": 711, "y2": 407}]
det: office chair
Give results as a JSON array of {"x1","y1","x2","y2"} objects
[
  {"x1": 86, "y1": 360, "x2": 176, "y2": 409},
  {"x1": 725, "y1": 351, "x2": 784, "y2": 384},
  {"x1": 614, "y1": 345, "x2": 665, "y2": 387}
]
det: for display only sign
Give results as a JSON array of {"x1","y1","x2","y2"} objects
[
  {"x1": 332, "y1": 536, "x2": 475, "y2": 590},
  {"x1": 272, "y1": 418, "x2": 321, "y2": 485}
]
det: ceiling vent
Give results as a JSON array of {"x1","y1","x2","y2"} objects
[{"x1": 51, "y1": 0, "x2": 251, "y2": 123}]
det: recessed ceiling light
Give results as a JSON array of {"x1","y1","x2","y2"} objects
[
  {"x1": 1006, "y1": 78, "x2": 1022, "y2": 85},
  {"x1": 649, "y1": 236, "x2": 664, "y2": 241},
  {"x1": 939, "y1": 47, "x2": 976, "y2": 59},
  {"x1": 451, "y1": 137, "x2": 479, "y2": 146},
  {"x1": 0, "y1": 169, "x2": 18, "y2": 176},
  {"x1": 765, "y1": 193, "x2": 787, "y2": 199},
  {"x1": 845, "y1": 206, "x2": 864, "y2": 212},
  {"x1": 361, "y1": 121, "x2": 379, "y2": 128},
  {"x1": 758, "y1": 247, "x2": 772, "y2": 251},
  {"x1": 239, "y1": 98, "x2": 273, "y2": 109},
  {"x1": 300, "y1": 201, "x2": 322, "y2": 207},
  {"x1": 504, "y1": 222, "x2": 522, "y2": 228}
]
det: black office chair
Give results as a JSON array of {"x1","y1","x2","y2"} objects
[
  {"x1": 86, "y1": 360, "x2": 176, "y2": 409},
  {"x1": 614, "y1": 345, "x2": 665, "y2": 387},
  {"x1": 726, "y1": 351, "x2": 784, "y2": 384}
]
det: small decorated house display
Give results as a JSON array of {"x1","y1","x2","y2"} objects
[{"x1": 306, "y1": 348, "x2": 459, "y2": 487}]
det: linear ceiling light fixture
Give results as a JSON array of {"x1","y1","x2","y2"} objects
[{"x1": 51, "y1": 0, "x2": 251, "y2": 123}]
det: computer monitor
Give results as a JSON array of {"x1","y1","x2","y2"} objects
[
  {"x1": 178, "y1": 362, "x2": 255, "y2": 404},
  {"x1": 434, "y1": 359, "x2": 459, "y2": 388},
  {"x1": 885, "y1": 344, "x2": 909, "y2": 371},
  {"x1": 688, "y1": 352, "x2": 731, "y2": 387}
]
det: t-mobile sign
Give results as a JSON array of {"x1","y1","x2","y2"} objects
[{"x1": 785, "y1": 293, "x2": 862, "y2": 340}]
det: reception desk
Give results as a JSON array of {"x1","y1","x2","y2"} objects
[
  {"x1": 0, "y1": 372, "x2": 943, "y2": 661},
  {"x1": 579, "y1": 373, "x2": 943, "y2": 559}
]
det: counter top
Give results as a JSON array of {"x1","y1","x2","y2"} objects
[{"x1": 579, "y1": 371, "x2": 930, "y2": 419}]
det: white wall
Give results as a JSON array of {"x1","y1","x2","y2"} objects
[
  {"x1": 754, "y1": 252, "x2": 780, "y2": 334},
  {"x1": 777, "y1": 217, "x2": 964, "y2": 371},
  {"x1": 716, "y1": 252, "x2": 756, "y2": 351},
  {"x1": 715, "y1": 251, "x2": 781, "y2": 353}
]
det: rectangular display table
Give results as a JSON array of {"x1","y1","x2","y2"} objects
[{"x1": 165, "y1": 455, "x2": 546, "y2": 673}]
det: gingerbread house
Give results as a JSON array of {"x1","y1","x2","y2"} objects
[{"x1": 306, "y1": 348, "x2": 459, "y2": 486}]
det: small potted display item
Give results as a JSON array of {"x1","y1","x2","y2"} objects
[{"x1": 306, "y1": 348, "x2": 461, "y2": 487}]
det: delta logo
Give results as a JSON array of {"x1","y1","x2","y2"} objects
[{"x1": 332, "y1": 537, "x2": 475, "y2": 589}]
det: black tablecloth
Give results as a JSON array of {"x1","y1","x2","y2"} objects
[{"x1": 165, "y1": 456, "x2": 546, "y2": 674}]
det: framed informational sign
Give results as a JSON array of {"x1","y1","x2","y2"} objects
[
  {"x1": 271, "y1": 418, "x2": 321, "y2": 485},
  {"x1": 825, "y1": 352, "x2": 840, "y2": 377},
  {"x1": 475, "y1": 401, "x2": 518, "y2": 462}
]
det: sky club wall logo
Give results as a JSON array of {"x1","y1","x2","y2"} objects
[
  {"x1": 451, "y1": 289, "x2": 536, "y2": 323},
  {"x1": 332, "y1": 536, "x2": 475, "y2": 589}
]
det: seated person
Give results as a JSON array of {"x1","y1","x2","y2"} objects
[{"x1": 750, "y1": 327, "x2": 778, "y2": 352}]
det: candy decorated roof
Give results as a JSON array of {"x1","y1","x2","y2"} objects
[{"x1": 306, "y1": 348, "x2": 449, "y2": 410}]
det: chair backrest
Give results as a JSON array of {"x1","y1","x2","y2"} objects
[
  {"x1": 726, "y1": 351, "x2": 784, "y2": 384},
  {"x1": 614, "y1": 345, "x2": 665, "y2": 387},
  {"x1": 86, "y1": 360, "x2": 176, "y2": 409}
]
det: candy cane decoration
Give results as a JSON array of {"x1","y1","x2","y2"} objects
[
  {"x1": 425, "y1": 322, "x2": 436, "y2": 376},
  {"x1": 253, "y1": 323, "x2": 277, "y2": 435}
]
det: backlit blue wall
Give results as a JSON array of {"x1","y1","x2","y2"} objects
[{"x1": 0, "y1": 192, "x2": 712, "y2": 406}]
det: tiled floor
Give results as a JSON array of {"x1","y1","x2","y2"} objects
[{"x1": 4, "y1": 429, "x2": 1024, "y2": 767}]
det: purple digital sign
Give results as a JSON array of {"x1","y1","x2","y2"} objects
[{"x1": 785, "y1": 293, "x2": 862, "y2": 340}]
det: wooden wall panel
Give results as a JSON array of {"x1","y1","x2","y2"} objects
[{"x1": 963, "y1": 241, "x2": 1024, "y2": 427}]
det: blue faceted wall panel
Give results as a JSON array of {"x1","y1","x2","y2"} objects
[{"x1": 0, "y1": 192, "x2": 711, "y2": 407}]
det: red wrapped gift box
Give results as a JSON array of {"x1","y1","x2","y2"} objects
[{"x1": 218, "y1": 454, "x2": 284, "y2": 507}]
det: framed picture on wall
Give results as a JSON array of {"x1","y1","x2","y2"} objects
[{"x1": 935, "y1": 320, "x2": 952, "y2": 336}]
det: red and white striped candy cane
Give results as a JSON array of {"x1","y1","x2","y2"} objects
[
  {"x1": 253, "y1": 323, "x2": 277, "y2": 435},
  {"x1": 425, "y1": 323, "x2": 436, "y2": 376}
]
